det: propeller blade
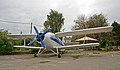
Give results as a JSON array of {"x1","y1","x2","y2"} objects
[
  {"x1": 41, "y1": 29, "x2": 50, "y2": 37},
  {"x1": 39, "y1": 38, "x2": 46, "y2": 48},
  {"x1": 34, "y1": 26, "x2": 40, "y2": 36},
  {"x1": 27, "y1": 38, "x2": 37, "y2": 45},
  {"x1": 28, "y1": 26, "x2": 49, "y2": 48}
]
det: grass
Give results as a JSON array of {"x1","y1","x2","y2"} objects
[{"x1": 93, "y1": 51, "x2": 100, "y2": 54}]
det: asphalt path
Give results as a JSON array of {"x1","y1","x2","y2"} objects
[{"x1": 0, "y1": 52, "x2": 120, "y2": 70}]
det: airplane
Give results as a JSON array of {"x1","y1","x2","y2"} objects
[{"x1": 8, "y1": 26, "x2": 113, "y2": 58}]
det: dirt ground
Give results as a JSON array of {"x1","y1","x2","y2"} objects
[{"x1": 0, "y1": 51, "x2": 120, "y2": 70}]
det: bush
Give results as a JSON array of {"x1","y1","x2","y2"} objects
[
  {"x1": 29, "y1": 49, "x2": 39, "y2": 54},
  {"x1": 97, "y1": 33, "x2": 112, "y2": 49},
  {"x1": 0, "y1": 30, "x2": 13, "y2": 55}
]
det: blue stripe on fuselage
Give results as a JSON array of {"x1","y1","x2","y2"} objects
[{"x1": 50, "y1": 37, "x2": 64, "y2": 46}]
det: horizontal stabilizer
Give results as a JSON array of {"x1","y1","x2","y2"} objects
[{"x1": 13, "y1": 46, "x2": 43, "y2": 49}]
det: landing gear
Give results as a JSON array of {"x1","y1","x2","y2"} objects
[
  {"x1": 50, "y1": 48, "x2": 62, "y2": 58},
  {"x1": 34, "y1": 48, "x2": 43, "y2": 57},
  {"x1": 56, "y1": 48, "x2": 61, "y2": 58},
  {"x1": 34, "y1": 53, "x2": 38, "y2": 57},
  {"x1": 34, "y1": 48, "x2": 62, "y2": 58},
  {"x1": 57, "y1": 53, "x2": 61, "y2": 58},
  {"x1": 60, "y1": 49, "x2": 65, "y2": 55}
]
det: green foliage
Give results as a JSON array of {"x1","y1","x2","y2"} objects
[
  {"x1": 26, "y1": 39, "x2": 41, "y2": 54},
  {"x1": 13, "y1": 38, "x2": 41, "y2": 47},
  {"x1": 99, "y1": 37, "x2": 112, "y2": 48},
  {"x1": 44, "y1": 9, "x2": 64, "y2": 33},
  {"x1": 87, "y1": 13, "x2": 108, "y2": 28},
  {"x1": 72, "y1": 13, "x2": 108, "y2": 30},
  {"x1": 96, "y1": 32, "x2": 112, "y2": 49},
  {"x1": 29, "y1": 49, "x2": 39, "y2": 54},
  {"x1": 112, "y1": 21, "x2": 120, "y2": 35},
  {"x1": 96, "y1": 21, "x2": 120, "y2": 48},
  {"x1": 73, "y1": 14, "x2": 87, "y2": 30},
  {"x1": 26, "y1": 38, "x2": 41, "y2": 47},
  {"x1": 71, "y1": 55, "x2": 81, "y2": 59},
  {"x1": 111, "y1": 21, "x2": 120, "y2": 46},
  {"x1": 0, "y1": 30, "x2": 13, "y2": 55},
  {"x1": 72, "y1": 13, "x2": 109, "y2": 41},
  {"x1": 12, "y1": 38, "x2": 41, "y2": 54}
]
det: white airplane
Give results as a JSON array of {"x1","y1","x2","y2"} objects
[{"x1": 8, "y1": 26, "x2": 113, "y2": 58}]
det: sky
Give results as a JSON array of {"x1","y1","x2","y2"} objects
[{"x1": 0, "y1": 0, "x2": 120, "y2": 34}]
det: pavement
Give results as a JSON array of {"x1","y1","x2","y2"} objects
[{"x1": 0, "y1": 51, "x2": 120, "y2": 70}]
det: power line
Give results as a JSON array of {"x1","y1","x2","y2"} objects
[
  {"x1": 0, "y1": 19, "x2": 44, "y2": 27},
  {"x1": 0, "y1": 19, "x2": 30, "y2": 24},
  {"x1": 0, "y1": 19, "x2": 45, "y2": 34}
]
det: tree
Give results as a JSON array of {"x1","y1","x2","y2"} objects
[
  {"x1": 71, "y1": 15, "x2": 87, "y2": 41},
  {"x1": 87, "y1": 13, "x2": 110, "y2": 49},
  {"x1": 112, "y1": 21, "x2": 120, "y2": 35},
  {"x1": 86, "y1": 13, "x2": 108, "y2": 28},
  {"x1": 97, "y1": 32, "x2": 112, "y2": 48},
  {"x1": 72, "y1": 13, "x2": 108, "y2": 30},
  {"x1": 0, "y1": 29, "x2": 13, "y2": 55},
  {"x1": 72, "y1": 13, "x2": 109, "y2": 41},
  {"x1": 111, "y1": 21, "x2": 120, "y2": 46},
  {"x1": 44, "y1": 9, "x2": 64, "y2": 33},
  {"x1": 72, "y1": 14, "x2": 87, "y2": 30}
]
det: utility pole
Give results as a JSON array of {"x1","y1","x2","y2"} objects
[
  {"x1": 30, "y1": 22, "x2": 32, "y2": 34},
  {"x1": 62, "y1": 28, "x2": 65, "y2": 43}
]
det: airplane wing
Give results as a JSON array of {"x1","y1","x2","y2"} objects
[
  {"x1": 8, "y1": 34, "x2": 36, "y2": 39},
  {"x1": 13, "y1": 46, "x2": 43, "y2": 49},
  {"x1": 55, "y1": 43, "x2": 99, "y2": 48},
  {"x1": 55, "y1": 26, "x2": 113, "y2": 37}
]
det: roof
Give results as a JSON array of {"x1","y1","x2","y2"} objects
[{"x1": 75, "y1": 36, "x2": 98, "y2": 41}]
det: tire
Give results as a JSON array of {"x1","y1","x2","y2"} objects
[
  {"x1": 34, "y1": 53, "x2": 38, "y2": 57},
  {"x1": 58, "y1": 54, "x2": 61, "y2": 58}
]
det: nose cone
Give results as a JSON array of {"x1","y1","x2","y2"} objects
[{"x1": 37, "y1": 33, "x2": 45, "y2": 41}]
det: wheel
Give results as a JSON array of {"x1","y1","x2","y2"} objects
[
  {"x1": 60, "y1": 49, "x2": 65, "y2": 55},
  {"x1": 34, "y1": 53, "x2": 38, "y2": 57},
  {"x1": 58, "y1": 54, "x2": 61, "y2": 58},
  {"x1": 60, "y1": 51, "x2": 64, "y2": 55}
]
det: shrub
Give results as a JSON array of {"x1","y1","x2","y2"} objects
[
  {"x1": 0, "y1": 30, "x2": 13, "y2": 55},
  {"x1": 29, "y1": 49, "x2": 39, "y2": 54}
]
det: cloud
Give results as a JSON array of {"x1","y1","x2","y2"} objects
[{"x1": 0, "y1": 0, "x2": 120, "y2": 33}]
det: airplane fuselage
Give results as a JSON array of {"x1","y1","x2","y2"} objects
[{"x1": 42, "y1": 32, "x2": 63, "y2": 49}]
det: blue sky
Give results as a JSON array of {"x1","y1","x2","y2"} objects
[{"x1": 0, "y1": 0, "x2": 120, "y2": 34}]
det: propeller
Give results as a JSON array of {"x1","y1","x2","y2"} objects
[
  {"x1": 27, "y1": 26, "x2": 50, "y2": 48},
  {"x1": 27, "y1": 38, "x2": 37, "y2": 45}
]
